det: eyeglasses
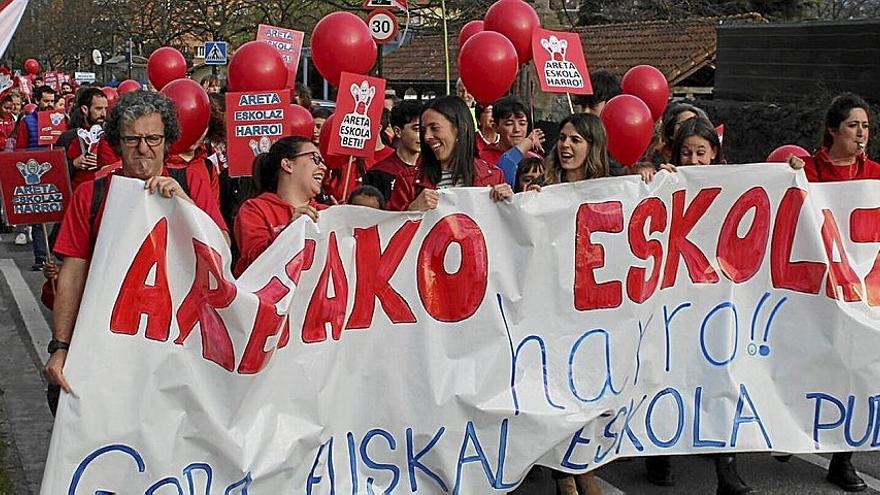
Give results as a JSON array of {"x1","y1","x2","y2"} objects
[
  {"x1": 290, "y1": 151, "x2": 325, "y2": 167},
  {"x1": 120, "y1": 134, "x2": 165, "y2": 148}
]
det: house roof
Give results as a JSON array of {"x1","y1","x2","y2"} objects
[
  {"x1": 381, "y1": 34, "x2": 461, "y2": 84},
  {"x1": 575, "y1": 13, "x2": 766, "y2": 85},
  {"x1": 382, "y1": 13, "x2": 766, "y2": 86}
]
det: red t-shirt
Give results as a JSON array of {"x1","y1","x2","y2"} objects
[
  {"x1": 0, "y1": 116, "x2": 14, "y2": 141},
  {"x1": 386, "y1": 158, "x2": 504, "y2": 211},
  {"x1": 167, "y1": 147, "x2": 220, "y2": 202},
  {"x1": 67, "y1": 136, "x2": 121, "y2": 191},
  {"x1": 371, "y1": 151, "x2": 414, "y2": 177},
  {"x1": 322, "y1": 145, "x2": 396, "y2": 202},
  {"x1": 478, "y1": 142, "x2": 507, "y2": 168},
  {"x1": 233, "y1": 192, "x2": 327, "y2": 276},
  {"x1": 54, "y1": 167, "x2": 228, "y2": 261},
  {"x1": 803, "y1": 147, "x2": 880, "y2": 183},
  {"x1": 476, "y1": 131, "x2": 499, "y2": 155}
]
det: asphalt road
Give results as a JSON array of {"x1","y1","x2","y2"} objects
[{"x1": 1, "y1": 231, "x2": 879, "y2": 494}]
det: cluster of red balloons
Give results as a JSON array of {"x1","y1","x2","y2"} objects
[
  {"x1": 146, "y1": 47, "x2": 210, "y2": 153},
  {"x1": 601, "y1": 65, "x2": 670, "y2": 166},
  {"x1": 457, "y1": 0, "x2": 541, "y2": 105}
]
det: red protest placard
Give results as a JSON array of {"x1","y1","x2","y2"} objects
[
  {"x1": 0, "y1": 149, "x2": 72, "y2": 225},
  {"x1": 257, "y1": 24, "x2": 305, "y2": 85},
  {"x1": 225, "y1": 90, "x2": 291, "y2": 177},
  {"x1": 531, "y1": 29, "x2": 593, "y2": 95},
  {"x1": 327, "y1": 72, "x2": 386, "y2": 159},
  {"x1": 37, "y1": 110, "x2": 68, "y2": 146},
  {"x1": 19, "y1": 77, "x2": 31, "y2": 99},
  {"x1": 44, "y1": 71, "x2": 60, "y2": 92}
]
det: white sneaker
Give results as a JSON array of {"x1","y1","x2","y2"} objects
[{"x1": 14, "y1": 233, "x2": 27, "y2": 245}]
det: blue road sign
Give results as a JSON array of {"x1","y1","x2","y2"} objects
[{"x1": 204, "y1": 41, "x2": 228, "y2": 65}]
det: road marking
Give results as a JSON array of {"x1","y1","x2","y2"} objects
[
  {"x1": 0, "y1": 258, "x2": 50, "y2": 363},
  {"x1": 797, "y1": 453, "x2": 880, "y2": 492}
]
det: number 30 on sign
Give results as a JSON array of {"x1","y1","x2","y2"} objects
[{"x1": 366, "y1": 9, "x2": 399, "y2": 44}]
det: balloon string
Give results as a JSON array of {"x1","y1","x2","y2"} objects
[
  {"x1": 401, "y1": 6, "x2": 411, "y2": 49},
  {"x1": 441, "y1": 0, "x2": 450, "y2": 95}
]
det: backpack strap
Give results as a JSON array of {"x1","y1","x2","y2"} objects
[
  {"x1": 89, "y1": 175, "x2": 109, "y2": 251},
  {"x1": 166, "y1": 167, "x2": 191, "y2": 197}
]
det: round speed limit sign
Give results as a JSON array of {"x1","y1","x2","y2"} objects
[{"x1": 367, "y1": 9, "x2": 399, "y2": 44}]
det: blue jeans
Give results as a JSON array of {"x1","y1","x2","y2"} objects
[{"x1": 31, "y1": 223, "x2": 48, "y2": 263}]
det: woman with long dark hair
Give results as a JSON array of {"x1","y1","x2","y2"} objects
[
  {"x1": 543, "y1": 112, "x2": 609, "y2": 184},
  {"x1": 387, "y1": 95, "x2": 510, "y2": 211},
  {"x1": 529, "y1": 112, "x2": 607, "y2": 495},
  {"x1": 797, "y1": 93, "x2": 876, "y2": 492},
  {"x1": 233, "y1": 136, "x2": 327, "y2": 276},
  {"x1": 802, "y1": 92, "x2": 877, "y2": 182}
]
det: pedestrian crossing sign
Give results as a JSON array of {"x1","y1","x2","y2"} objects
[{"x1": 204, "y1": 41, "x2": 228, "y2": 65}]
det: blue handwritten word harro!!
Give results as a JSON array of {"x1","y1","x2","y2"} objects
[{"x1": 68, "y1": 444, "x2": 251, "y2": 494}]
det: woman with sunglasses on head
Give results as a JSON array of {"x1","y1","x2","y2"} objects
[
  {"x1": 233, "y1": 136, "x2": 328, "y2": 276},
  {"x1": 387, "y1": 95, "x2": 510, "y2": 211}
]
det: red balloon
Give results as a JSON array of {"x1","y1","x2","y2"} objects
[
  {"x1": 160, "y1": 79, "x2": 210, "y2": 155},
  {"x1": 310, "y1": 12, "x2": 377, "y2": 87},
  {"x1": 459, "y1": 20, "x2": 484, "y2": 47},
  {"x1": 621, "y1": 65, "x2": 669, "y2": 122},
  {"x1": 317, "y1": 113, "x2": 348, "y2": 169},
  {"x1": 117, "y1": 79, "x2": 142, "y2": 95},
  {"x1": 147, "y1": 47, "x2": 187, "y2": 91},
  {"x1": 484, "y1": 0, "x2": 541, "y2": 65},
  {"x1": 101, "y1": 87, "x2": 118, "y2": 109},
  {"x1": 227, "y1": 41, "x2": 288, "y2": 92},
  {"x1": 288, "y1": 104, "x2": 315, "y2": 139},
  {"x1": 23, "y1": 103, "x2": 36, "y2": 113},
  {"x1": 767, "y1": 144, "x2": 809, "y2": 162},
  {"x1": 458, "y1": 31, "x2": 519, "y2": 105},
  {"x1": 24, "y1": 59, "x2": 40, "y2": 75},
  {"x1": 601, "y1": 94, "x2": 654, "y2": 167}
]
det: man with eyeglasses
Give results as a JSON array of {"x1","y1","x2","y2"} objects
[{"x1": 43, "y1": 90, "x2": 228, "y2": 413}]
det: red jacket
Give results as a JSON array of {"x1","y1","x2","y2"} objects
[
  {"x1": 233, "y1": 192, "x2": 327, "y2": 276},
  {"x1": 803, "y1": 147, "x2": 880, "y2": 182},
  {"x1": 386, "y1": 158, "x2": 504, "y2": 211},
  {"x1": 323, "y1": 146, "x2": 395, "y2": 202}
]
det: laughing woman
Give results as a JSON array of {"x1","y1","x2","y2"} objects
[
  {"x1": 387, "y1": 95, "x2": 510, "y2": 211},
  {"x1": 233, "y1": 136, "x2": 328, "y2": 276}
]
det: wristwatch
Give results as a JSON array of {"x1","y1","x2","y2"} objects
[{"x1": 47, "y1": 339, "x2": 70, "y2": 354}]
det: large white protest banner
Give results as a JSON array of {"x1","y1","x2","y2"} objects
[{"x1": 42, "y1": 165, "x2": 880, "y2": 493}]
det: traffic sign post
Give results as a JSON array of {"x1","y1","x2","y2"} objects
[
  {"x1": 204, "y1": 41, "x2": 228, "y2": 66},
  {"x1": 366, "y1": 9, "x2": 399, "y2": 45},
  {"x1": 362, "y1": 0, "x2": 408, "y2": 10}
]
